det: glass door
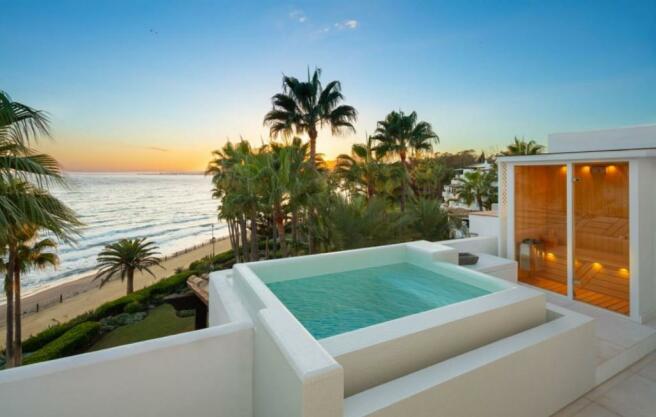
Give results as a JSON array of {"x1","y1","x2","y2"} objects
[
  {"x1": 515, "y1": 165, "x2": 568, "y2": 295},
  {"x1": 573, "y1": 163, "x2": 630, "y2": 315}
]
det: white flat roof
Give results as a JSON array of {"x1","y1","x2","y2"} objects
[
  {"x1": 497, "y1": 125, "x2": 656, "y2": 163},
  {"x1": 496, "y1": 147, "x2": 656, "y2": 163}
]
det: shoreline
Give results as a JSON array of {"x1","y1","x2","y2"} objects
[
  {"x1": 0, "y1": 237, "x2": 232, "y2": 342},
  {"x1": 4, "y1": 237, "x2": 226, "y2": 303}
]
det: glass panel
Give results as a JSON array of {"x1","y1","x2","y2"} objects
[
  {"x1": 515, "y1": 165, "x2": 568, "y2": 294},
  {"x1": 573, "y1": 163, "x2": 630, "y2": 315}
]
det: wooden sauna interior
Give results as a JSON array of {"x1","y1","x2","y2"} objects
[
  {"x1": 573, "y1": 163, "x2": 629, "y2": 315},
  {"x1": 514, "y1": 163, "x2": 629, "y2": 315},
  {"x1": 515, "y1": 165, "x2": 568, "y2": 295}
]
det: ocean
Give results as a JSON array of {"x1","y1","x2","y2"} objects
[{"x1": 14, "y1": 172, "x2": 225, "y2": 292}]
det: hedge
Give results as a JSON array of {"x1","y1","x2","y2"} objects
[
  {"x1": 22, "y1": 312, "x2": 93, "y2": 353},
  {"x1": 22, "y1": 270, "x2": 195, "y2": 353},
  {"x1": 22, "y1": 250, "x2": 233, "y2": 354},
  {"x1": 24, "y1": 321, "x2": 101, "y2": 365}
]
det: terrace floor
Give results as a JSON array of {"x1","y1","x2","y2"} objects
[
  {"x1": 543, "y1": 293, "x2": 656, "y2": 417},
  {"x1": 552, "y1": 350, "x2": 656, "y2": 417}
]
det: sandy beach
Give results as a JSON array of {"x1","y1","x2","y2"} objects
[{"x1": 1, "y1": 237, "x2": 231, "y2": 348}]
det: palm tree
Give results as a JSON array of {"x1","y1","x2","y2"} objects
[
  {"x1": 335, "y1": 136, "x2": 379, "y2": 200},
  {"x1": 1, "y1": 181, "x2": 79, "y2": 367},
  {"x1": 207, "y1": 140, "x2": 255, "y2": 262},
  {"x1": 1, "y1": 91, "x2": 80, "y2": 367},
  {"x1": 503, "y1": 137, "x2": 545, "y2": 155},
  {"x1": 458, "y1": 170, "x2": 497, "y2": 211},
  {"x1": 263, "y1": 68, "x2": 358, "y2": 167},
  {"x1": 372, "y1": 110, "x2": 439, "y2": 209},
  {"x1": 95, "y1": 238, "x2": 163, "y2": 295},
  {"x1": 6, "y1": 231, "x2": 59, "y2": 365},
  {"x1": 405, "y1": 198, "x2": 450, "y2": 241},
  {"x1": 372, "y1": 111, "x2": 439, "y2": 163}
]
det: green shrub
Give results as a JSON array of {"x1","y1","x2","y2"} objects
[
  {"x1": 123, "y1": 301, "x2": 145, "y2": 314},
  {"x1": 24, "y1": 321, "x2": 101, "y2": 365},
  {"x1": 22, "y1": 312, "x2": 93, "y2": 353},
  {"x1": 91, "y1": 287, "x2": 152, "y2": 319},
  {"x1": 23, "y1": 258, "x2": 218, "y2": 353}
]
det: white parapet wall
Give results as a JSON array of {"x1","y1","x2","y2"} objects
[
  {"x1": 231, "y1": 262, "x2": 344, "y2": 417},
  {"x1": 0, "y1": 322, "x2": 254, "y2": 417},
  {"x1": 344, "y1": 304, "x2": 596, "y2": 417},
  {"x1": 322, "y1": 286, "x2": 545, "y2": 396}
]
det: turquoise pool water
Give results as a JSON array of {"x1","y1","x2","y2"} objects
[{"x1": 267, "y1": 262, "x2": 491, "y2": 339}]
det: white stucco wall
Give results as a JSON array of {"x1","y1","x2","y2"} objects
[
  {"x1": 343, "y1": 304, "x2": 596, "y2": 417},
  {"x1": 634, "y1": 158, "x2": 656, "y2": 322},
  {"x1": 548, "y1": 124, "x2": 656, "y2": 153},
  {"x1": 323, "y1": 287, "x2": 545, "y2": 396},
  {"x1": 232, "y1": 263, "x2": 344, "y2": 417},
  {"x1": 0, "y1": 323, "x2": 254, "y2": 417},
  {"x1": 468, "y1": 213, "x2": 500, "y2": 246}
]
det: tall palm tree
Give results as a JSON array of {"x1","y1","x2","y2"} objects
[
  {"x1": 95, "y1": 238, "x2": 163, "y2": 295},
  {"x1": 372, "y1": 110, "x2": 439, "y2": 209},
  {"x1": 503, "y1": 137, "x2": 545, "y2": 155},
  {"x1": 372, "y1": 110, "x2": 439, "y2": 164},
  {"x1": 1, "y1": 181, "x2": 79, "y2": 367},
  {"x1": 6, "y1": 231, "x2": 59, "y2": 365},
  {"x1": 1, "y1": 91, "x2": 80, "y2": 368},
  {"x1": 207, "y1": 140, "x2": 257, "y2": 262},
  {"x1": 263, "y1": 68, "x2": 358, "y2": 167}
]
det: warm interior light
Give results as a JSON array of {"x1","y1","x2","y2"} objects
[
  {"x1": 606, "y1": 165, "x2": 617, "y2": 174},
  {"x1": 592, "y1": 262, "x2": 603, "y2": 271},
  {"x1": 581, "y1": 165, "x2": 591, "y2": 174},
  {"x1": 546, "y1": 252, "x2": 556, "y2": 261},
  {"x1": 560, "y1": 166, "x2": 567, "y2": 174},
  {"x1": 619, "y1": 268, "x2": 629, "y2": 278}
]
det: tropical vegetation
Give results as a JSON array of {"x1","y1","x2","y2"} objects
[
  {"x1": 503, "y1": 137, "x2": 545, "y2": 155},
  {"x1": 11, "y1": 248, "x2": 236, "y2": 367},
  {"x1": 209, "y1": 69, "x2": 504, "y2": 261},
  {"x1": 95, "y1": 238, "x2": 163, "y2": 295},
  {"x1": 1, "y1": 90, "x2": 81, "y2": 368}
]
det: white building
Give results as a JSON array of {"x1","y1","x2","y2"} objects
[
  {"x1": 495, "y1": 124, "x2": 656, "y2": 323},
  {"x1": 442, "y1": 162, "x2": 496, "y2": 211}
]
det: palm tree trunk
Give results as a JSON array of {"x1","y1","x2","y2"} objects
[
  {"x1": 127, "y1": 268, "x2": 135, "y2": 295},
  {"x1": 291, "y1": 209, "x2": 298, "y2": 256},
  {"x1": 400, "y1": 152, "x2": 408, "y2": 212},
  {"x1": 306, "y1": 208, "x2": 314, "y2": 254},
  {"x1": 250, "y1": 212, "x2": 258, "y2": 261},
  {"x1": 239, "y1": 215, "x2": 249, "y2": 261},
  {"x1": 271, "y1": 216, "x2": 278, "y2": 258},
  {"x1": 477, "y1": 195, "x2": 484, "y2": 211},
  {"x1": 12, "y1": 264, "x2": 22, "y2": 366},
  {"x1": 309, "y1": 128, "x2": 318, "y2": 168},
  {"x1": 274, "y1": 204, "x2": 287, "y2": 257},
  {"x1": 4, "y1": 265, "x2": 15, "y2": 368}
]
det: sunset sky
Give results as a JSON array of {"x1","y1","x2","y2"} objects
[{"x1": 2, "y1": 0, "x2": 655, "y2": 172}]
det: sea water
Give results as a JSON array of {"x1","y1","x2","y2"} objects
[{"x1": 11, "y1": 173, "x2": 224, "y2": 292}]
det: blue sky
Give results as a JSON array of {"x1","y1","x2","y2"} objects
[{"x1": 2, "y1": 0, "x2": 655, "y2": 171}]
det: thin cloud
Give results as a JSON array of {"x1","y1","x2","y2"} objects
[
  {"x1": 289, "y1": 10, "x2": 307, "y2": 23},
  {"x1": 334, "y1": 19, "x2": 358, "y2": 30},
  {"x1": 145, "y1": 146, "x2": 169, "y2": 152}
]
